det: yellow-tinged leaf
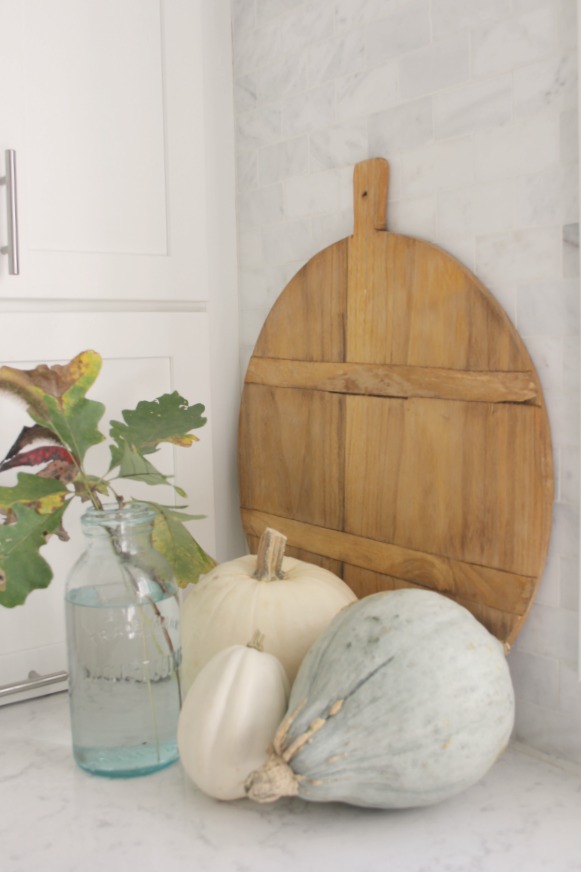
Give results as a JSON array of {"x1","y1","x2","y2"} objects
[{"x1": 164, "y1": 434, "x2": 199, "y2": 447}]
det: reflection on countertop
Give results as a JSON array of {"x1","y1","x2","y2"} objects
[{"x1": 1, "y1": 692, "x2": 580, "y2": 872}]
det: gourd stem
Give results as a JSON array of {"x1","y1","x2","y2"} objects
[
  {"x1": 247, "y1": 630, "x2": 265, "y2": 652},
  {"x1": 253, "y1": 527, "x2": 287, "y2": 581}
]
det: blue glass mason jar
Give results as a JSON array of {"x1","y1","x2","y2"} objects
[{"x1": 65, "y1": 502, "x2": 182, "y2": 777}]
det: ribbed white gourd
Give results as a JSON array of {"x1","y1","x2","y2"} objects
[
  {"x1": 245, "y1": 589, "x2": 515, "y2": 809},
  {"x1": 178, "y1": 635, "x2": 289, "y2": 801}
]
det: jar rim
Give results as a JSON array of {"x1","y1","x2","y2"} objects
[{"x1": 81, "y1": 501, "x2": 156, "y2": 527}]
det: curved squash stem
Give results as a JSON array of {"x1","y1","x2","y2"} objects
[{"x1": 253, "y1": 527, "x2": 287, "y2": 581}]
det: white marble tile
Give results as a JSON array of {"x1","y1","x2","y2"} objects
[
  {"x1": 236, "y1": 150, "x2": 259, "y2": 192},
  {"x1": 563, "y1": 336, "x2": 580, "y2": 393},
  {"x1": 560, "y1": 443, "x2": 580, "y2": 504},
  {"x1": 559, "y1": 659, "x2": 581, "y2": 718},
  {"x1": 433, "y1": 232, "x2": 476, "y2": 271},
  {"x1": 532, "y1": 546, "x2": 562, "y2": 608},
  {"x1": 233, "y1": 17, "x2": 285, "y2": 78},
  {"x1": 237, "y1": 184, "x2": 284, "y2": 227},
  {"x1": 284, "y1": 169, "x2": 341, "y2": 219},
  {"x1": 563, "y1": 223, "x2": 579, "y2": 279},
  {"x1": 256, "y1": 53, "x2": 307, "y2": 104},
  {"x1": 236, "y1": 104, "x2": 283, "y2": 152},
  {"x1": 311, "y1": 208, "x2": 354, "y2": 250},
  {"x1": 556, "y1": 0, "x2": 578, "y2": 53},
  {"x1": 430, "y1": 0, "x2": 511, "y2": 41},
  {"x1": 238, "y1": 227, "x2": 265, "y2": 268},
  {"x1": 259, "y1": 136, "x2": 309, "y2": 186},
  {"x1": 513, "y1": 52, "x2": 578, "y2": 117},
  {"x1": 477, "y1": 227, "x2": 562, "y2": 288},
  {"x1": 552, "y1": 501, "x2": 581, "y2": 560},
  {"x1": 518, "y1": 600, "x2": 579, "y2": 663},
  {"x1": 282, "y1": 82, "x2": 336, "y2": 137},
  {"x1": 476, "y1": 114, "x2": 560, "y2": 182},
  {"x1": 363, "y1": 0, "x2": 430, "y2": 68},
  {"x1": 513, "y1": 697, "x2": 581, "y2": 765},
  {"x1": 437, "y1": 180, "x2": 515, "y2": 237},
  {"x1": 256, "y1": 0, "x2": 303, "y2": 27},
  {"x1": 516, "y1": 278, "x2": 580, "y2": 337},
  {"x1": 560, "y1": 107, "x2": 579, "y2": 165},
  {"x1": 338, "y1": 163, "x2": 360, "y2": 210},
  {"x1": 231, "y1": 0, "x2": 257, "y2": 40},
  {"x1": 307, "y1": 30, "x2": 365, "y2": 88},
  {"x1": 550, "y1": 392, "x2": 581, "y2": 452},
  {"x1": 472, "y1": 6, "x2": 559, "y2": 78},
  {"x1": 508, "y1": 647, "x2": 560, "y2": 708},
  {"x1": 386, "y1": 195, "x2": 436, "y2": 240},
  {"x1": 368, "y1": 96, "x2": 433, "y2": 156},
  {"x1": 334, "y1": 0, "x2": 404, "y2": 33},
  {"x1": 261, "y1": 217, "x2": 313, "y2": 263},
  {"x1": 240, "y1": 305, "x2": 270, "y2": 347},
  {"x1": 336, "y1": 62, "x2": 399, "y2": 122},
  {"x1": 396, "y1": 137, "x2": 474, "y2": 199},
  {"x1": 560, "y1": 556, "x2": 580, "y2": 611},
  {"x1": 278, "y1": 2, "x2": 335, "y2": 57},
  {"x1": 514, "y1": 164, "x2": 579, "y2": 227},
  {"x1": 482, "y1": 279, "x2": 518, "y2": 325},
  {"x1": 523, "y1": 334, "x2": 565, "y2": 403},
  {"x1": 239, "y1": 260, "x2": 301, "y2": 312},
  {"x1": 234, "y1": 74, "x2": 259, "y2": 114},
  {"x1": 398, "y1": 33, "x2": 471, "y2": 100},
  {"x1": 433, "y1": 75, "x2": 512, "y2": 140},
  {"x1": 310, "y1": 120, "x2": 368, "y2": 171}
]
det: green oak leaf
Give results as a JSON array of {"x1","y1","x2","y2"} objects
[
  {"x1": 30, "y1": 392, "x2": 105, "y2": 465},
  {"x1": 151, "y1": 504, "x2": 216, "y2": 587},
  {"x1": 0, "y1": 473, "x2": 69, "y2": 514},
  {"x1": 109, "y1": 392, "x2": 206, "y2": 465},
  {"x1": 115, "y1": 443, "x2": 171, "y2": 487},
  {"x1": 0, "y1": 503, "x2": 68, "y2": 607}
]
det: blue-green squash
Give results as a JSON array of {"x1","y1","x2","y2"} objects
[{"x1": 245, "y1": 589, "x2": 515, "y2": 809}]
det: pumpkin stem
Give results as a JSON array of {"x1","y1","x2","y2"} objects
[
  {"x1": 245, "y1": 750, "x2": 300, "y2": 803},
  {"x1": 247, "y1": 630, "x2": 265, "y2": 652},
  {"x1": 254, "y1": 527, "x2": 287, "y2": 581}
]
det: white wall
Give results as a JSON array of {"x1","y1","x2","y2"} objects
[{"x1": 231, "y1": 0, "x2": 581, "y2": 765}]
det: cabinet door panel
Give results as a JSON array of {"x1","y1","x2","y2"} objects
[
  {"x1": 0, "y1": 311, "x2": 215, "y2": 703},
  {"x1": 0, "y1": 0, "x2": 209, "y2": 300}
]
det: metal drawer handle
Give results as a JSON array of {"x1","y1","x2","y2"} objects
[
  {"x1": 1, "y1": 149, "x2": 20, "y2": 275},
  {"x1": 0, "y1": 669, "x2": 68, "y2": 699}
]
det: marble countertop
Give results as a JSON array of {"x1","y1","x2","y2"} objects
[{"x1": 1, "y1": 692, "x2": 580, "y2": 872}]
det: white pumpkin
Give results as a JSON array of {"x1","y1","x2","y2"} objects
[
  {"x1": 245, "y1": 589, "x2": 515, "y2": 809},
  {"x1": 180, "y1": 527, "x2": 357, "y2": 694},
  {"x1": 177, "y1": 633, "x2": 289, "y2": 801}
]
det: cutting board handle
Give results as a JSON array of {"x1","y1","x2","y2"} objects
[{"x1": 353, "y1": 158, "x2": 389, "y2": 236}]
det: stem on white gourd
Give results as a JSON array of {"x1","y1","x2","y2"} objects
[
  {"x1": 247, "y1": 630, "x2": 265, "y2": 652},
  {"x1": 253, "y1": 528, "x2": 287, "y2": 581}
]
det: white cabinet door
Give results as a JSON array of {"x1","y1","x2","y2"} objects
[
  {"x1": 0, "y1": 311, "x2": 216, "y2": 703},
  {"x1": 0, "y1": 0, "x2": 210, "y2": 301}
]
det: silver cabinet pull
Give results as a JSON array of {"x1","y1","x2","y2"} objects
[
  {"x1": 0, "y1": 669, "x2": 68, "y2": 699},
  {"x1": 1, "y1": 149, "x2": 20, "y2": 275}
]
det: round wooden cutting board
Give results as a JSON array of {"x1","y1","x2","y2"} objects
[{"x1": 238, "y1": 158, "x2": 554, "y2": 646}]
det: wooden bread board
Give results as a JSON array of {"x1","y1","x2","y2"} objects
[{"x1": 238, "y1": 158, "x2": 554, "y2": 646}]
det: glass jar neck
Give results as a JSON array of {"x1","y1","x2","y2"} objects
[{"x1": 81, "y1": 503, "x2": 156, "y2": 557}]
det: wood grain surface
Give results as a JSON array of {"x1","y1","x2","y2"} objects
[{"x1": 238, "y1": 158, "x2": 554, "y2": 645}]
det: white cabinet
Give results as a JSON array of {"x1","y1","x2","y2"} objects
[
  {"x1": 0, "y1": 0, "x2": 210, "y2": 301},
  {"x1": 0, "y1": 0, "x2": 244, "y2": 700},
  {"x1": 0, "y1": 311, "x2": 216, "y2": 702}
]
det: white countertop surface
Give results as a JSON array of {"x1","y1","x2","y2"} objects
[{"x1": 1, "y1": 691, "x2": 580, "y2": 872}]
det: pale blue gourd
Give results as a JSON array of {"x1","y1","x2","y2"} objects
[{"x1": 245, "y1": 588, "x2": 515, "y2": 809}]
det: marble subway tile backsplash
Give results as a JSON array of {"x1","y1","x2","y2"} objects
[{"x1": 231, "y1": 0, "x2": 580, "y2": 766}]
